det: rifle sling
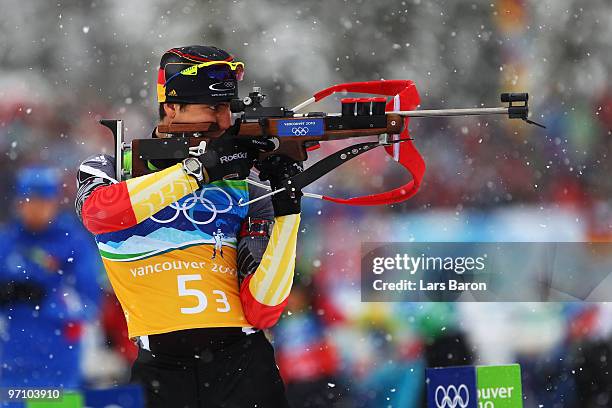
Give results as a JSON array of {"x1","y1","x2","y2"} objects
[{"x1": 282, "y1": 141, "x2": 381, "y2": 192}]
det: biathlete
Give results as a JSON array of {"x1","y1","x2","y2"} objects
[{"x1": 76, "y1": 45, "x2": 303, "y2": 407}]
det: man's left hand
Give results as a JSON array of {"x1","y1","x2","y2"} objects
[{"x1": 257, "y1": 156, "x2": 304, "y2": 216}]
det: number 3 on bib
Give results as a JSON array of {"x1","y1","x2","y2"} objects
[{"x1": 177, "y1": 274, "x2": 231, "y2": 314}]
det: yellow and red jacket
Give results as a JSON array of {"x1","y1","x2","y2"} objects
[{"x1": 75, "y1": 154, "x2": 299, "y2": 338}]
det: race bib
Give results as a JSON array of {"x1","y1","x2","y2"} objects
[{"x1": 103, "y1": 245, "x2": 249, "y2": 337}]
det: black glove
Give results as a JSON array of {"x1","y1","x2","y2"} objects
[
  {"x1": 199, "y1": 137, "x2": 262, "y2": 183},
  {"x1": 257, "y1": 156, "x2": 304, "y2": 216},
  {"x1": 0, "y1": 280, "x2": 46, "y2": 307}
]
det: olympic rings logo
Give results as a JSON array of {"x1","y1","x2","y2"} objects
[
  {"x1": 151, "y1": 187, "x2": 233, "y2": 225},
  {"x1": 435, "y1": 385, "x2": 469, "y2": 408},
  {"x1": 291, "y1": 126, "x2": 310, "y2": 136}
]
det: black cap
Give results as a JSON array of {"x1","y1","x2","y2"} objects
[{"x1": 157, "y1": 45, "x2": 243, "y2": 105}]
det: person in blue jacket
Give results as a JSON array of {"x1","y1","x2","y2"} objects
[{"x1": 0, "y1": 166, "x2": 102, "y2": 388}]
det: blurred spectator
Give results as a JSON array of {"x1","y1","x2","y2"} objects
[
  {"x1": 0, "y1": 166, "x2": 102, "y2": 388},
  {"x1": 350, "y1": 305, "x2": 425, "y2": 408},
  {"x1": 273, "y1": 278, "x2": 353, "y2": 407},
  {"x1": 416, "y1": 304, "x2": 473, "y2": 368}
]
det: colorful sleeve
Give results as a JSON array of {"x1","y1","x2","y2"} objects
[
  {"x1": 239, "y1": 200, "x2": 300, "y2": 329},
  {"x1": 236, "y1": 182, "x2": 274, "y2": 285},
  {"x1": 77, "y1": 156, "x2": 199, "y2": 235},
  {"x1": 75, "y1": 154, "x2": 117, "y2": 222}
]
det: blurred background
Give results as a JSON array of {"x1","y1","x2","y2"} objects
[{"x1": 1, "y1": 0, "x2": 611, "y2": 406}]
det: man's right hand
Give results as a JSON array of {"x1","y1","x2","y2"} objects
[{"x1": 197, "y1": 137, "x2": 263, "y2": 184}]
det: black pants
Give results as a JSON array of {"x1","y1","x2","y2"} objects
[{"x1": 130, "y1": 330, "x2": 290, "y2": 408}]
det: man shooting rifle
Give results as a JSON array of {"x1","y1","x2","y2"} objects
[{"x1": 76, "y1": 45, "x2": 300, "y2": 407}]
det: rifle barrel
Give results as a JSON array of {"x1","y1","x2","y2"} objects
[{"x1": 388, "y1": 107, "x2": 509, "y2": 117}]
